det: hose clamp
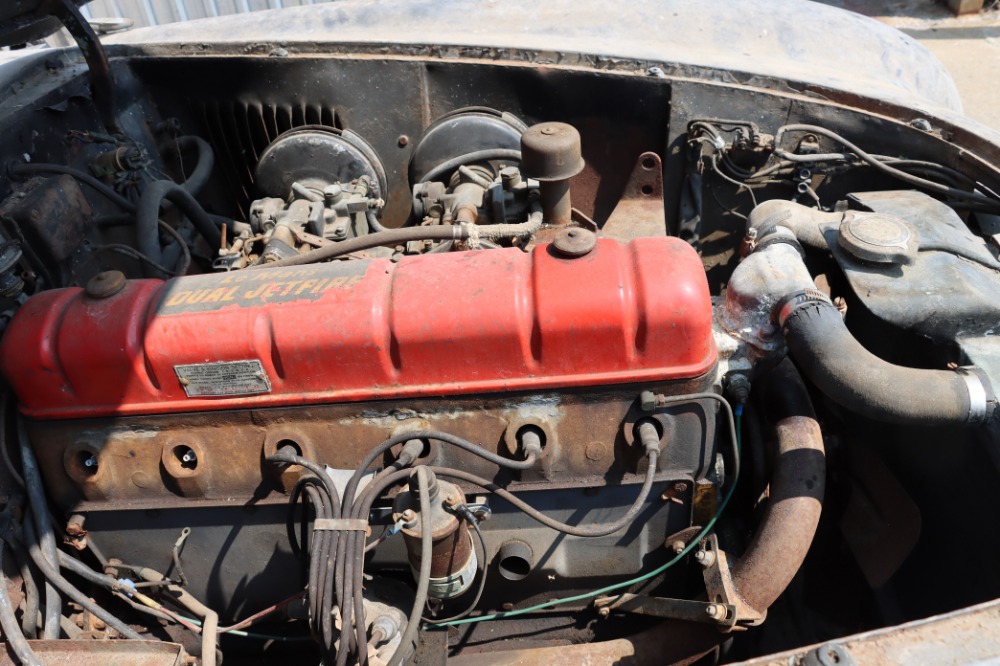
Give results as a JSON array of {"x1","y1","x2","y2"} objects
[
  {"x1": 774, "y1": 288, "x2": 834, "y2": 326},
  {"x1": 956, "y1": 366, "x2": 996, "y2": 423}
]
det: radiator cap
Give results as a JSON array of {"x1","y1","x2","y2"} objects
[{"x1": 837, "y1": 212, "x2": 918, "y2": 265}]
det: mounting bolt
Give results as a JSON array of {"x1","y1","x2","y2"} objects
[
  {"x1": 401, "y1": 509, "x2": 416, "y2": 524},
  {"x1": 668, "y1": 540, "x2": 686, "y2": 554},
  {"x1": 672, "y1": 481, "x2": 689, "y2": 493},
  {"x1": 83, "y1": 455, "x2": 98, "y2": 468},
  {"x1": 724, "y1": 373, "x2": 751, "y2": 406},
  {"x1": 694, "y1": 549, "x2": 716, "y2": 567},
  {"x1": 639, "y1": 390, "x2": 657, "y2": 412},
  {"x1": 705, "y1": 604, "x2": 726, "y2": 620},
  {"x1": 597, "y1": 606, "x2": 610, "y2": 618}
]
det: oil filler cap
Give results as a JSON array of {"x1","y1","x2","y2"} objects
[
  {"x1": 837, "y1": 212, "x2": 918, "y2": 265},
  {"x1": 85, "y1": 270, "x2": 127, "y2": 299}
]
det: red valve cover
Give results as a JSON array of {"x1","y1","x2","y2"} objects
[{"x1": 1, "y1": 237, "x2": 715, "y2": 419}]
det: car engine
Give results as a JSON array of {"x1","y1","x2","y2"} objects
[{"x1": 0, "y1": 1, "x2": 999, "y2": 665}]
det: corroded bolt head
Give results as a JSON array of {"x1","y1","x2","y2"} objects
[
  {"x1": 401, "y1": 509, "x2": 416, "y2": 523},
  {"x1": 706, "y1": 604, "x2": 725, "y2": 620},
  {"x1": 669, "y1": 540, "x2": 685, "y2": 554},
  {"x1": 597, "y1": 606, "x2": 610, "y2": 618},
  {"x1": 672, "y1": 481, "x2": 689, "y2": 493}
]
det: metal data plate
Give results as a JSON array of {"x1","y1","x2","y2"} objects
[{"x1": 174, "y1": 360, "x2": 271, "y2": 398}]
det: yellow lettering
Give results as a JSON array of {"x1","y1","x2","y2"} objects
[
  {"x1": 243, "y1": 283, "x2": 269, "y2": 300},
  {"x1": 201, "y1": 287, "x2": 231, "y2": 304},
  {"x1": 185, "y1": 290, "x2": 210, "y2": 304},
  {"x1": 294, "y1": 280, "x2": 318, "y2": 296},
  {"x1": 279, "y1": 280, "x2": 303, "y2": 296},
  {"x1": 220, "y1": 286, "x2": 238, "y2": 301},
  {"x1": 164, "y1": 290, "x2": 192, "y2": 307}
]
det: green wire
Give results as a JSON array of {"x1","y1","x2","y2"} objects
[{"x1": 429, "y1": 402, "x2": 744, "y2": 628}]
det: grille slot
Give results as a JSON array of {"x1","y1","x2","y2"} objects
[{"x1": 192, "y1": 99, "x2": 341, "y2": 220}]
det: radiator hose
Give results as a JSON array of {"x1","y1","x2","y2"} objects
[
  {"x1": 720, "y1": 201, "x2": 995, "y2": 426},
  {"x1": 778, "y1": 289, "x2": 994, "y2": 425}
]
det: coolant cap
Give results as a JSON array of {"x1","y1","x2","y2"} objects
[{"x1": 837, "y1": 212, "x2": 918, "y2": 265}]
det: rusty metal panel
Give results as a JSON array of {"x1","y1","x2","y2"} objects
[
  {"x1": 80, "y1": 0, "x2": 335, "y2": 30},
  {"x1": 0, "y1": 640, "x2": 184, "y2": 666}
]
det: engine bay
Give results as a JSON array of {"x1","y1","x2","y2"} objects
[{"x1": 1, "y1": 6, "x2": 1000, "y2": 665}]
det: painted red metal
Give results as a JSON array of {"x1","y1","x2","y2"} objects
[{"x1": 1, "y1": 237, "x2": 715, "y2": 418}]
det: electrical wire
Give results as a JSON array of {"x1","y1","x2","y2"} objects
[
  {"x1": 386, "y1": 467, "x2": 433, "y2": 666},
  {"x1": 430, "y1": 395, "x2": 742, "y2": 628},
  {"x1": 0, "y1": 538, "x2": 42, "y2": 666},
  {"x1": 17, "y1": 416, "x2": 62, "y2": 640},
  {"x1": 773, "y1": 124, "x2": 1000, "y2": 210}
]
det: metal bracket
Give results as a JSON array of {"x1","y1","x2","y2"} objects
[
  {"x1": 601, "y1": 151, "x2": 667, "y2": 242},
  {"x1": 699, "y1": 534, "x2": 766, "y2": 632},
  {"x1": 594, "y1": 593, "x2": 736, "y2": 628}
]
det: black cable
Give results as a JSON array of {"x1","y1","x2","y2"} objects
[
  {"x1": 10, "y1": 538, "x2": 39, "y2": 639},
  {"x1": 418, "y1": 149, "x2": 522, "y2": 184},
  {"x1": 17, "y1": 416, "x2": 61, "y2": 640},
  {"x1": 10, "y1": 163, "x2": 135, "y2": 211},
  {"x1": 0, "y1": 539, "x2": 42, "y2": 666},
  {"x1": 431, "y1": 454, "x2": 657, "y2": 539},
  {"x1": 773, "y1": 124, "x2": 1000, "y2": 210},
  {"x1": 386, "y1": 467, "x2": 433, "y2": 666},
  {"x1": 343, "y1": 430, "x2": 538, "y2": 515},
  {"x1": 266, "y1": 448, "x2": 341, "y2": 663},
  {"x1": 22, "y1": 516, "x2": 143, "y2": 640}
]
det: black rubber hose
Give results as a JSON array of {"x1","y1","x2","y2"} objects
[
  {"x1": 9, "y1": 163, "x2": 135, "y2": 211},
  {"x1": 136, "y1": 181, "x2": 223, "y2": 274},
  {"x1": 22, "y1": 517, "x2": 143, "y2": 640},
  {"x1": 366, "y1": 209, "x2": 388, "y2": 233},
  {"x1": 167, "y1": 136, "x2": 215, "y2": 197},
  {"x1": 418, "y1": 149, "x2": 522, "y2": 184},
  {"x1": 17, "y1": 418, "x2": 61, "y2": 640},
  {"x1": 782, "y1": 299, "x2": 978, "y2": 425},
  {"x1": 0, "y1": 540, "x2": 42, "y2": 666},
  {"x1": 247, "y1": 225, "x2": 470, "y2": 269}
]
